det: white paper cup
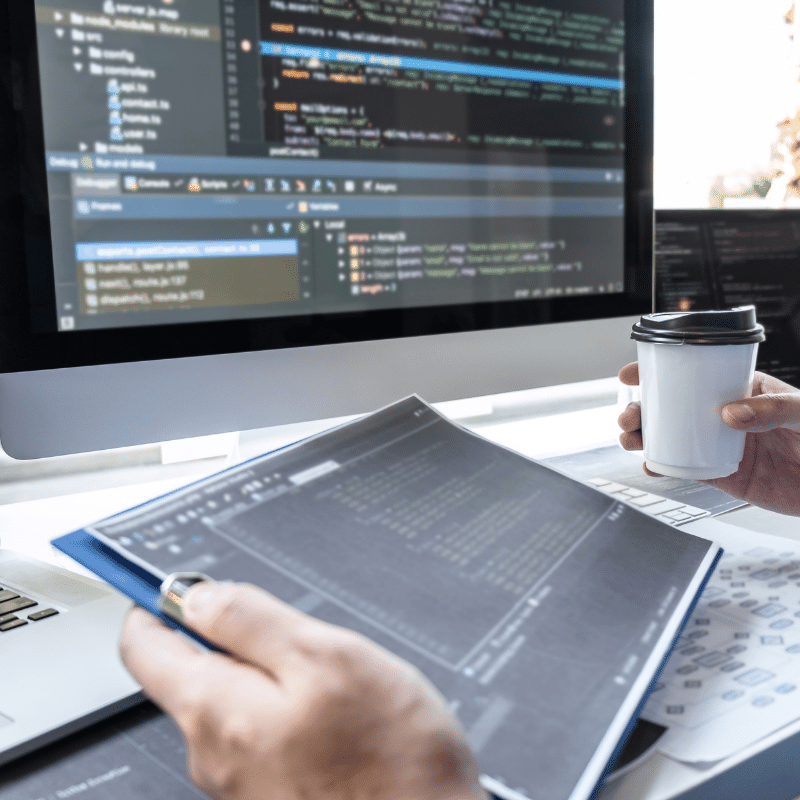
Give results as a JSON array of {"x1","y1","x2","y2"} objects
[{"x1": 631, "y1": 307, "x2": 764, "y2": 480}]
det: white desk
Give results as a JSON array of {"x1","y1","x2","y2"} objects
[{"x1": 3, "y1": 378, "x2": 800, "y2": 800}]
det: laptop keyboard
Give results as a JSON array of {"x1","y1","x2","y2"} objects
[
  {"x1": 0, "y1": 584, "x2": 59, "y2": 632},
  {"x1": 585, "y1": 477, "x2": 710, "y2": 525}
]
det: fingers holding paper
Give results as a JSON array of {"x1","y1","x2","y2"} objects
[{"x1": 119, "y1": 582, "x2": 487, "y2": 800}]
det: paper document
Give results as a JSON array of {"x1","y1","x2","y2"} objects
[
  {"x1": 41, "y1": 397, "x2": 719, "y2": 800},
  {"x1": 642, "y1": 522, "x2": 800, "y2": 764}
]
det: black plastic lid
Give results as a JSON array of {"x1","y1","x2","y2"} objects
[{"x1": 631, "y1": 306, "x2": 766, "y2": 345}]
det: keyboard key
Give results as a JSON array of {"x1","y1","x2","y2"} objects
[
  {"x1": 732, "y1": 592, "x2": 748, "y2": 597},
  {"x1": 595, "y1": 481, "x2": 627, "y2": 493},
  {"x1": 0, "y1": 618, "x2": 27, "y2": 632},
  {"x1": 0, "y1": 589, "x2": 20, "y2": 603},
  {"x1": 680, "y1": 505, "x2": 708, "y2": 518},
  {"x1": 730, "y1": 582, "x2": 746, "y2": 588},
  {"x1": 676, "y1": 665, "x2": 699, "y2": 675},
  {"x1": 709, "y1": 599, "x2": 730, "y2": 608},
  {"x1": 587, "y1": 478, "x2": 612, "y2": 487},
  {"x1": 734, "y1": 632, "x2": 750, "y2": 639},
  {"x1": 684, "y1": 680, "x2": 702, "y2": 688},
  {"x1": 769, "y1": 581, "x2": 788, "y2": 588},
  {"x1": 695, "y1": 618, "x2": 710, "y2": 625},
  {"x1": 620, "y1": 488, "x2": 647, "y2": 498},
  {"x1": 0, "y1": 597, "x2": 36, "y2": 615},
  {"x1": 727, "y1": 644, "x2": 748, "y2": 654},
  {"x1": 652, "y1": 500, "x2": 694, "y2": 515},
  {"x1": 701, "y1": 587, "x2": 724, "y2": 598},
  {"x1": 776, "y1": 684, "x2": 797, "y2": 694},
  {"x1": 736, "y1": 669, "x2": 775, "y2": 686},
  {"x1": 680, "y1": 645, "x2": 705, "y2": 656},
  {"x1": 27, "y1": 608, "x2": 59, "y2": 621},
  {"x1": 771, "y1": 619, "x2": 794, "y2": 630},
  {"x1": 694, "y1": 652, "x2": 732, "y2": 667},
  {"x1": 0, "y1": 613, "x2": 16, "y2": 624},
  {"x1": 666, "y1": 705, "x2": 685, "y2": 714},
  {"x1": 753, "y1": 604, "x2": 786, "y2": 617},
  {"x1": 628, "y1": 493, "x2": 669, "y2": 508},
  {"x1": 688, "y1": 630, "x2": 709, "y2": 639},
  {"x1": 761, "y1": 635, "x2": 785, "y2": 645},
  {"x1": 664, "y1": 511, "x2": 692, "y2": 522},
  {"x1": 786, "y1": 644, "x2": 800, "y2": 654}
]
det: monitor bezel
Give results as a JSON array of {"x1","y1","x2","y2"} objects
[{"x1": 1, "y1": 0, "x2": 653, "y2": 376}]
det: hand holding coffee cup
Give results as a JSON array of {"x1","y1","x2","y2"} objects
[
  {"x1": 629, "y1": 306, "x2": 765, "y2": 480},
  {"x1": 618, "y1": 323, "x2": 800, "y2": 515}
]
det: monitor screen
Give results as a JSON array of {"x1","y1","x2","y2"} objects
[
  {"x1": 656, "y1": 210, "x2": 800, "y2": 386},
  {"x1": 0, "y1": 0, "x2": 652, "y2": 458}
]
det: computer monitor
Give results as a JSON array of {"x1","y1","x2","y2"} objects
[
  {"x1": 0, "y1": 0, "x2": 652, "y2": 460},
  {"x1": 653, "y1": 0, "x2": 800, "y2": 385}
]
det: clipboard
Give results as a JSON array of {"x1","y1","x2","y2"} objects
[{"x1": 53, "y1": 530, "x2": 218, "y2": 651}]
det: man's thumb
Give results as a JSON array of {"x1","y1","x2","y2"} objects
[{"x1": 722, "y1": 393, "x2": 800, "y2": 433}]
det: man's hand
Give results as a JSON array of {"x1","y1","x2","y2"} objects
[
  {"x1": 119, "y1": 582, "x2": 487, "y2": 800},
  {"x1": 618, "y1": 362, "x2": 800, "y2": 516}
]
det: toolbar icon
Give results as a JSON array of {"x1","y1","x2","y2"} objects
[
  {"x1": 344, "y1": 180, "x2": 355, "y2": 192},
  {"x1": 265, "y1": 178, "x2": 275, "y2": 192}
]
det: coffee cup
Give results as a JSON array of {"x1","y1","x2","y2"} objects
[{"x1": 630, "y1": 306, "x2": 765, "y2": 480}]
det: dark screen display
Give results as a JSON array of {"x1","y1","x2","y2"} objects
[
  {"x1": 656, "y1": 210, "x2": 800, "y2": 386},
  {"x1": 0, "y1": 0, "x2": 651, "y2": 372}
]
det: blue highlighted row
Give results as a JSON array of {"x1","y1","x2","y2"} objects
[
  {"x1": 76, "y1": 239, "x2": 298, "y2": 261},
  {"x1": 260, "y1": 40, "x2": 623, "y2": 91}
]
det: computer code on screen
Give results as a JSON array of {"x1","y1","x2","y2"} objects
[
  {"x1": 656, "y1": 211, "x2": 800, "y2": 386},
  {"x1": 28, "y1": 0, "x2": 626, "y2": 333}
]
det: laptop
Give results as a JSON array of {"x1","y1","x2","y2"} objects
[{"x1": 0, "y1": 547, "x2": 141, "y2": 767}]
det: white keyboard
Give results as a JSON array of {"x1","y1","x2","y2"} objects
[{"x1": 585, "y1": 477, "x2": 710, "y2": 525}]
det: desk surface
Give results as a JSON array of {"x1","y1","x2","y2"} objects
[{"x1": 3, "y1": 379, "x2": 800, "y2": 800}]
